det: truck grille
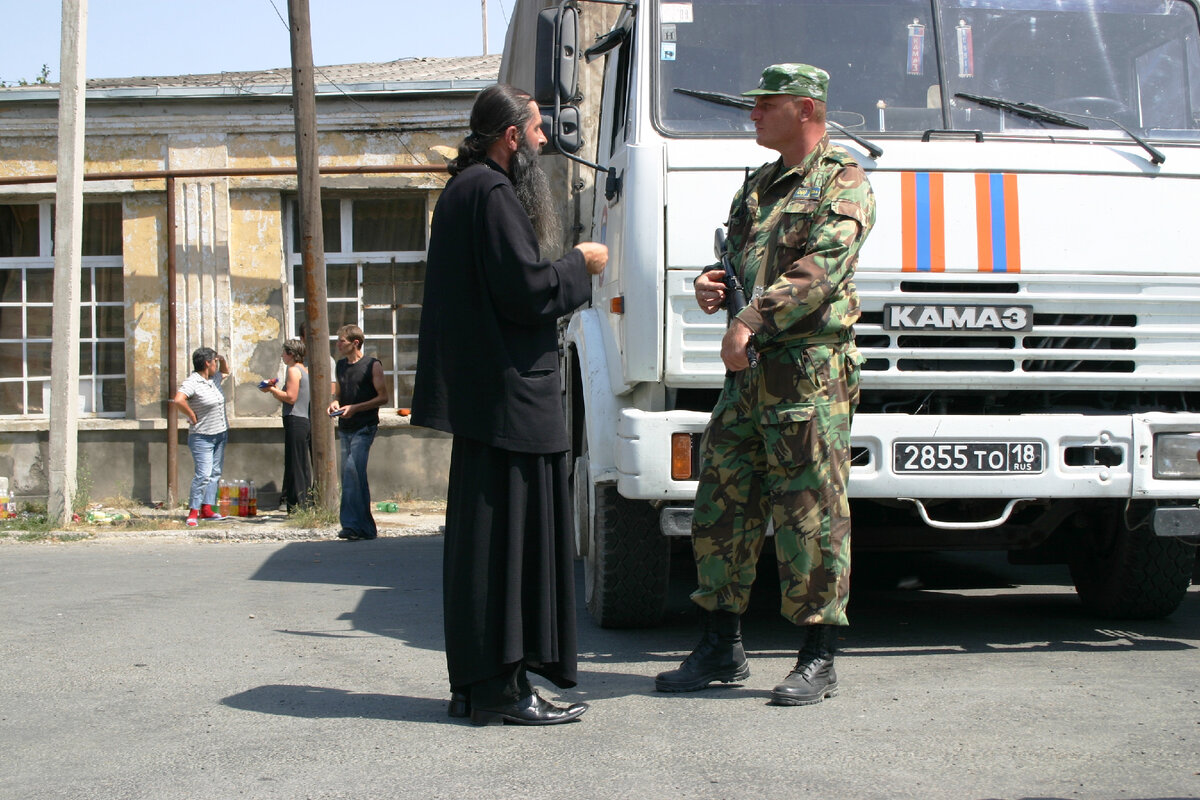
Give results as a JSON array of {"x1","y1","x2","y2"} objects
[{"x1": 855, "y1": 271, "x2": 1200, "y2": 390}]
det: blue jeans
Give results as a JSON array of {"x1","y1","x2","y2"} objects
[
  {"x1": 338, "y1": 424, "x2": 378, "y2": 537},
  {"x1": 188, "y1": 430, "x2": 227, "y2": 510}
]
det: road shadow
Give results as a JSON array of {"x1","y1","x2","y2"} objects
[
  {"x1": 248, "y1": 536, "x2": 445, "y2": 652},
  {"x1": 240, "y1": 536, "x2": 1198, "y2": 712},
  {"x1": 220, "y1": 683, "x2": 474, "y2": 725}
]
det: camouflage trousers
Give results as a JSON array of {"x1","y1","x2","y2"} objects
[{"x1": 690, "y1": 342, "x2": 861, "y2": 626}]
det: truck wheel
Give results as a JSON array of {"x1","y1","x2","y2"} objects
[
  {"x1": 586, "y1": 484, "x2": 670, "y2": 628},
  {"x1": 1068, "y1": 508, "x2": 1195, "y2": 619}
]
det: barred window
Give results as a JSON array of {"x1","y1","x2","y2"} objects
[
  {"x1": 0, "y1": 201, "x2": 126, "y2": 417},
  {"x1": 286, "y1": 195, "x2": 426, "y2": 408}
]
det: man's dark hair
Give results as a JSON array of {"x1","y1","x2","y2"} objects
[
  {"x1": 337, "y1": 324, "x2": 365, "y2": 350},
  {"x1": 449, "y1": 84, "x2": 536, "y2": 176}
]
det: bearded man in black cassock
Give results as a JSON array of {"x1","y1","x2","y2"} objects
[{"x1": 411, "y1": 84, "x2": 608, "y2": 726}]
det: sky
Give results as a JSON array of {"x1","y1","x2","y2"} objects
[{"x1": 0, "y1": 0, "x2": 513, "y2": 85}]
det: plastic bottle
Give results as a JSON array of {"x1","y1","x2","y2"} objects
[
  {"x1": 238, "y1": 480, "x2": 250, "y2": 517},
  {"x1": 217, "y1": 480, "x2": 230, "y2": 517},
  {"x1": 229, "y1": 480, "x2": 240, "y2": 517},
  {"x1": 248, "y1": 480, "x2": 257, "y2": 517},
  {"x1": 0, "y1": 477, "x2": 11, "y2": 520}
]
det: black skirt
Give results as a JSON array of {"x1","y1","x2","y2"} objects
[{"x1": 442, "y1": 436, "x2": 578, "y2": 691}]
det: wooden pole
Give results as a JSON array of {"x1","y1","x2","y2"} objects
[
  {"x1": 47, "y1": 0, "x2": 88, "y2": 525},
  {"x1": 166, "y1": 175, "x2": 178, "y2": 509},
  {"x1": 287, "y1": 0, "x2": 337, "y2": 509}
]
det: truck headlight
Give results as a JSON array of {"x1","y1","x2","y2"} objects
[{"x1": 1153, "y1": 433, "x2": 1200, "y2": 479}]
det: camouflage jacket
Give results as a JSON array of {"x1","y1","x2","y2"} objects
[{"x1": 726, "y1": 134, "x2": 875, "y2": 349}]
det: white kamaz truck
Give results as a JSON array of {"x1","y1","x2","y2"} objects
[{"x1": 500, "y1": 0, "x2": 1200, "y2": 627}]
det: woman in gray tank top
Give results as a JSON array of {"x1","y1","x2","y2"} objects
[{"x1": 261, "y1": 338, "x2": 313, "y2": 511}]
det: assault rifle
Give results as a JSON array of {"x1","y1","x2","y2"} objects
[{"x1": 713, "y1": 227, "x2": 759, "y2": 369}]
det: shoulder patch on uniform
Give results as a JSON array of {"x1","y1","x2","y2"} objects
[{"x1": 826, "y1": 145, "x2": 860, "y2": 169}]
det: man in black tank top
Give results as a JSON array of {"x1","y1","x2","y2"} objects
[{"x1": 328, "y1": 324, "x2": 388, "y2": 540}]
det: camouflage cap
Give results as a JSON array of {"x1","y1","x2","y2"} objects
[{"x1": 742, "y1": 63, "x2": 829, "y2": 102}]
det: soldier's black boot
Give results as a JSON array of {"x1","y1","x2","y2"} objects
[
  {"x1": 655, "y1": 609, "x2": 750, "y2": 692},
  {"x1": 770, "y1": 624, "x2": 839, "y2": 706}
]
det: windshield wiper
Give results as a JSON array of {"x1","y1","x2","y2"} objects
[
  {"x1": 674, "y1": 87, "x2": 883, "y2": 159},
  {"x1": 954, "y1": 92, "x2": 1164, "y2": 165},
  {"x1": 953, "y1": 92, "x2": 1087, "y2": 129}
]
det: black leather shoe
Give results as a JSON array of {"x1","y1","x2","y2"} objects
[
  {"x1": 337, "y1": 529, "x2": 376, "y2": 540},
  {"x1": 447, "y1": 691, "x2": 470, "y2": 718},
  {"x1": 469, "y1": 692, "x2": 588, "y2": 726},
  {"x1": 770, "y1": 655, "x2": 838, "y2": 705},
  {"x1": 655, "y1": 609, "x2": 749, "y2": 692},
  {"x1": 770, "y1": 624, "x2": 840, "y2": 706}
]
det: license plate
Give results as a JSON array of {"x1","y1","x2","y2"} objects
[{"x1": 893, "y1": 441, "x2": 1045, "y2": 474}]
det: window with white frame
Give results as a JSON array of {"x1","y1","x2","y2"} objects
[
  {"x1": 286, "y1": 195, "x2": 426, "y2": 408},
  {"x1": 0, "y1": 200, "x2": 125, "y2": 417}
]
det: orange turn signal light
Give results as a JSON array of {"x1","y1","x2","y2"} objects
[
  {"x1": 671, "y1": 433, "x2": 693, "y2": 481},
  {"x1": 610, "y1": 296, "x2": 625, "y2": 314}
]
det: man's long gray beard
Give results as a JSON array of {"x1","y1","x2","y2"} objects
[{"x1": 511, "y1": 140, "x2": 564, "y2": 257}]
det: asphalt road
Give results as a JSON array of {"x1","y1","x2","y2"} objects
[{"x1": 1, "y1": 533, "x2": 1196, "y2": 800}]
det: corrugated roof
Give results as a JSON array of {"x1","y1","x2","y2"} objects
[{"x1": 0, "y1": 55, "x2": 501, "y2": 98}]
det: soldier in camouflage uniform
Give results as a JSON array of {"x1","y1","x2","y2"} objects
[{"x1": 655, "y1": 64, "x2": 876, "y2": 705}]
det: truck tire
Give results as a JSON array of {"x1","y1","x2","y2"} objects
[
  {"x1": 586, "y1": 484, "x2": 670, "y2": 628},
  {"x1": 1068, "y1": 508, "x2": 1195, "y2": 619}
]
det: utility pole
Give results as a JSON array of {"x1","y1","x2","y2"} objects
[
  {"x1": 482, "y1": 0, "x2": 489, "y2": 54},
  {"x1": 287, "y1": 0, "x2": 337, "y2": 508},
  {"x1": 47, "y1": 0, "x2": 87, "y2": 525}
]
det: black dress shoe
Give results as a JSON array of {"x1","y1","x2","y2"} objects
[
  {"x1": 469, "y1": 692, "x2": 588, "y2": 726},
  {"x1": 447, "y1": 691, "x2": 470, "y2": 718},
  {"x1": 337, "y1": 529, "x2": 376, "y2": 540}
]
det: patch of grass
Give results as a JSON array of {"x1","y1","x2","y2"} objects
[
  {"x1": 0, "y1": 512, "x2": 95, "y2": 542},
  {"x1": 283, "y1": 504, "x2": 339, "y2": 529},
  {"x1": 10, "y1": 530, "x2": 94, "y2": 543},
  {"x1": 73, "y1": 456, "x2": 93, "y2": 514},
  {"x1": 0, "y1": 500, "x2": 186, "y2": 540},
  {"x1": 0, "y1": 513, "x2": 55, "y2": 536},
  {"x1": 97, "y1": 494, "x2": 142, "y2": 512}
]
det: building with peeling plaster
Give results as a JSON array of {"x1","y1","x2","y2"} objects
[{"x1": 0, "y1": 55, "x2": 500, "y2": 506}]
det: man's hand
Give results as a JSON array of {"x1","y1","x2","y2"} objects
[
  {"x1": 575, "y1": 242, "x2": 609, "y2": 276},
  {"x1": 694, "y1": 268, "x2": 727, "y2": 314},
  {"x1": 720, "y1": 318, "x2": 754, "y2": 372}
]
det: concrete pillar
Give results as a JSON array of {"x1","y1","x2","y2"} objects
[
  {"x1": 169, "y1": 136, "x2": 233, "y2": 411},
  {"x1": 47, "y1": 0, "x2": 88, "y2": 525}
]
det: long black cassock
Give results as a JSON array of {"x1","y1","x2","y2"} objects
[{"x1": 411, "y1": 158, "x2": 592, "y2": 692}]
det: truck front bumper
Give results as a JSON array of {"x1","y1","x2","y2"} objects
[{"x1": 615, "y1": 409, "x2": 1200, "y2": 504}]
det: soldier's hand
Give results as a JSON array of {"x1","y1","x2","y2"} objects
[
  {"x1": 575, "y1": 242, "x2": 609, "y2": 276},
  {"x1": 721, "y1": 318, "x2": 753, "y2": 372},
  {"x1": 694, "y1": 269, "x2": 727, "y2": 314}
]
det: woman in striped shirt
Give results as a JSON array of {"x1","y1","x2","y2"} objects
[{"x1": 172, "y1": 347, "x2": 230, "y2": 527}]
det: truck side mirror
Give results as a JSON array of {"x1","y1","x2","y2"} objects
[
  {"x1": 535, "y1": 3, "x2": 579, "y2": 105},
  {"x1": 540, "y1": 105, "x2": 582, "y2": 155}
]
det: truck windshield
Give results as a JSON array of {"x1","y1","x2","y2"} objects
[{"x1": 656, "y1": 0, "x2": 1200, "y2": 139}]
